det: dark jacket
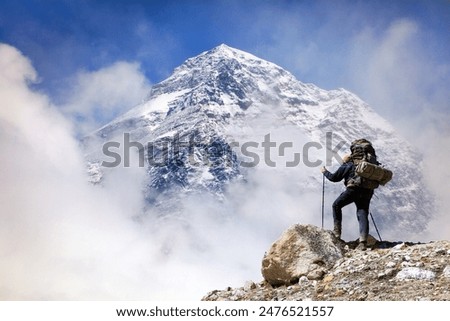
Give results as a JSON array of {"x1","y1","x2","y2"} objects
[{"x1": 323, "y1": 162, "x2": 355, "y2": 186}]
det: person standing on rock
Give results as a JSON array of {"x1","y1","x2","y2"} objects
[{"x1": 320, "y1": 154, "x2": 373, "y2": 250}]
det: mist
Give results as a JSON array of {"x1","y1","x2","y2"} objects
[
  {"x1": 61, "y1": 61, "x2": 152, "y2": 135},
  {"x1": 347, "y1": 18, "x2": 450, "y2": 241}
]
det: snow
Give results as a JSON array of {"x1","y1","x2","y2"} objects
[
  {"x1": 201, "y1": 169, "x2": 214, "y2": 181},
  {"x1": 86, "y1": 161, "x2": 102, "y2": 184},
  {"x1": 156, "y1": 129, "x2": 178, "y2": 139},
  {"x1": 124, "y1": 89, "x2": 189, "y2": 119}
]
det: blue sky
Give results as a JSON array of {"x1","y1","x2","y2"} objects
[{"x1": 1, "y1": 0, "x2": 449, "y2": 133}]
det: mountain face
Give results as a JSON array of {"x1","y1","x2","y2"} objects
[{"x1": 84, "y1": 44, "x2": 433, "y2": 235}]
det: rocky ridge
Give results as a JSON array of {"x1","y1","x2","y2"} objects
[{"x1": 203, "y1": 224, "x2": 450, "y2": 301}]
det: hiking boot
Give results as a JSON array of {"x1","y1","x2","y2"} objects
[
  {"x1": 333, "y1": 225, "x2": 341, "y2": 239},
  {"x1": 356, "y1": 241, "x2": 367, "y2": 251}
]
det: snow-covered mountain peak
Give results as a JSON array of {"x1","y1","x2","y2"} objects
[
  {"x1": 203, "y1": 43, "x2": 254, "y2": 59},
  {"x1": 161, "y1": 44, "x2": 282, "y2": 87},
  {"x1": 85, "y1": 45, "x2": 433, "y2": 237},
  {"x1": 146, "y1": 43, "x2": 321, "y2": 119},
  {"x1": 186, "y1": 43, "x2": 274, "y2": 69}
]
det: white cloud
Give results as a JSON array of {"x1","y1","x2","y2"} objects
[
  {"x1": 0, "y1": 44, "x2": 279, "y2": 299},
  {"x1": 0, "y1": 44, "x2": 81, "y2": 172},
  {"x1": 350, "y1": 19, "x2": 431, "y2": 119},
  {"x1": 0, "y1": 43, "x2": 142, "y2": 299},
  {"x1": 62, "y1": 61, "x2": 151, "y2": 134},
  {"x1": 347, "y1": 19, "x2": 450, "y2": 239},
  {"x1": 0, "y1": 44, "x2": 197, "y2": 300}
]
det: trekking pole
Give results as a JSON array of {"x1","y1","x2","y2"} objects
[
  {"x1": 321, "y1": 175, "x2": 325, "y2": 229},
  {"x1": 369, "y1": 211, "x2": 382, "y2": 242}
]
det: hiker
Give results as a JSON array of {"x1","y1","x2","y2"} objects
[{"x1": 320, "y1": 154, "x2": 373, "y2": 250}]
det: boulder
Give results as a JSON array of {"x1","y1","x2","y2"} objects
[{"x1": 261, "y1": 224, "x2": 344, "y2": 286}]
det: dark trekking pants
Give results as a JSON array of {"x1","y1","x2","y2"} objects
[{"x1": 332, "y1": 187, "x2": 374, "y2": 240}]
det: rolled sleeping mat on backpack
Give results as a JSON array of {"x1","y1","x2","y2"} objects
[{"x1": 355, "y1": 161, "x2": 393, "y2": 186}]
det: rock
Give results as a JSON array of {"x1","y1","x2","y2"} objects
[
  {"x1": 396, "y1": 267, "x2": 436, "y2": 281},
  {"x1": 386, "y1": 261, "x2": 396, "y2": 268},
  {"x1": 401, "y1": 261, "x2": 413, "y2": 268},
  {"x1": 366, "y1": 235, "x2": 378, "y2": 247},
  {"x1": 385, "y1": 268, "x2": 397, "y2": 277},
  {"x1": 443, "y1": 266, "x2": 450, "y2": 278},
  {"x1": 394, "y1": 243, "x2": 407, "y2": 250},
  {"x1": 244, "y1": 281, "x2": 257, "y2": 291},
  {"x1": 323, "y1": 274, "x2": 334, "y2": 283},
  {"x1": 261, "y1": 224, "x2": 344, "y2": 286},
  {"x1": 378, "y1": 267, "x2": 397, "y2": 279},
  {"x1": 307, "y1": 269, "x2": 325, "y2": 280}
]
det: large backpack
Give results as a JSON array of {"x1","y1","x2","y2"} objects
[{"x1": 347, "y1": 139, "x2": 393, "y2": 189}]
